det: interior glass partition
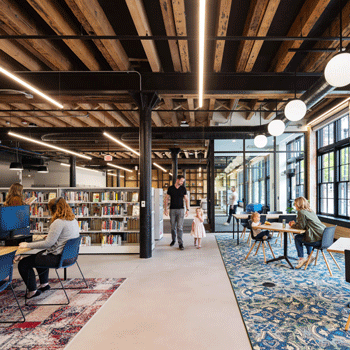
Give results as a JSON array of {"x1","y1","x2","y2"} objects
[{"x1": 213, "y1": 134, "x2": 306, "y2": 232}]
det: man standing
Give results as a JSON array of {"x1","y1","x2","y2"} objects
[
  {"x1": 223, "y1": 186, "x2": 238, "y2": 226},
  {"x1": 164, "y1": 175, "x2": 190, "y2": 250}
]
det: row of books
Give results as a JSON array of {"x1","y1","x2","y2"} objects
[
  {"x1": 25, "y1": 191, "x2": 56, "y2": 203},
  {"x1": 30, "y1": 222, "x2": 47, "y2": 232},
  {"x1": 78, "y1": 221, "x2": 89, "y2": 232},
  {"x1": 101, "y1": 220, "x2": 125, "y2": 231},
  {"x1": 63, "y1": 191, "x2": 90, "y2": 202},
  {"x1": 101, "y1": 234, "x2": 123, "y2": 245},
  {"x1": 30, "y1": 204, "x2": 49, "y2": 217},
  {"x1": 81, "y1": 233, "x2": 124, "y2": 245},
  {"x1": 102, "y1": 205, "x2": 125, "y2": 216},
  {"x1": 127, "y1": 218, "x2": 140, "y2": 230},
  {"x1": 126, "y1": 233, "x2": 139, "y2": 243},
  {"x1": 72, "y1": 205, "x2": 90, "y2": 217},
  {"x1": 126, "y1": 204, "x2": 140, "y2": 216}
]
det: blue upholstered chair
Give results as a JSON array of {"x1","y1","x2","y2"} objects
[
  {"x1": 303, "y1": 226, "x2": 340, "y2": 276},
  {"x1": 0, "y1": 250, "x2": 25, "y2": 323},
  {"x1": 26, "y1": 237, "x2": 88, "y2": 306}
]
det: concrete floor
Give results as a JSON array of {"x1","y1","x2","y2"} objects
[
  {"x1": 62, "y1": 233, "x2": 252, "y2": 350},
  {"x1": 13, "y1": 233, "x2": 252, "y2": 350}
]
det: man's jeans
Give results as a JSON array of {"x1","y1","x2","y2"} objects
[{"x1": 170, "y1": 209, "x2": 185, "y2": 245}]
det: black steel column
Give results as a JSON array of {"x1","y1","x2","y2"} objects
[
  {"x1": 117, "y1": 169, "x2": 120, "y2": 187},
  {"x1": 69, "y1": 156, "x2": 76, "y2": 187},
  {"x1": 170, "y1": 148, "x2": 181, "y2": 184},
  {"x1": 273, "y1": 137, "x2": 277, "y2": 211},
  {"x1": 133, "y1": 92, "x2": 160, "y2": 259},
  {"x1": 209, "y1": 140, "x2": 215, "y2": 232}
]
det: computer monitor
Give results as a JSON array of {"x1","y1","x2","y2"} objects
[{"x1": 0, "y1": 205, "x2": 30, "y2": 240}]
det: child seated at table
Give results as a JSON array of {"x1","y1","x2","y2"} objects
[{"x1": 251, "y1": 212, "x2": 272, "y2": 240}]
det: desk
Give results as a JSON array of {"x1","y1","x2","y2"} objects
[
  {"x1": 256, "y1": 223, "x2": 305, "y2": 269},
  {"x1": 327, "y1": 237, "x2": 350, "y2": 254},
  {"x1": 232, "y1": 213, "x2": 296, "y2": 245}
]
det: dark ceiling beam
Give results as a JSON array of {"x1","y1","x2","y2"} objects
[{"x1": 0, "y1": 72, "x2": 329, "y2": 94}]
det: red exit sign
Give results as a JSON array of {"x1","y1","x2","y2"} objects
[{"x1": 104, "y1": 155, "x2": 113, "y2": 161}]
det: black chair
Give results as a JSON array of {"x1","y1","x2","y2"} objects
[
  {"x1": 244, "y1": 220, "x2": 276, "y2": 263},
  {"x1": 303, "y1": 226, "x2": 340, "y2": 276},
  {"x1": 239, "y1": 212, "x2": 250, "y2": 239},
  {"x1": 26, "y1": 237, "x2": 88, "y2": 306},
  {"x1": 345, "y1": 250, "x2": 350, "y2": 331},
  {"x1": 0, "y1": 250, "x2": 25, "y2": 323}
]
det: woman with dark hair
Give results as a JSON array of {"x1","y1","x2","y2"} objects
[
  {"x1": 18, "y1": 197, "x2": 79, "y2": 299},
  {"x1": 289, "y1": 196, "x2": 326, "y2": 269}
]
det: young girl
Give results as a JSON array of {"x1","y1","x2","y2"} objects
[
  {"x1": 251, "y1": 212, "x2": 271, "y2": 239},
  {"x1": 191, "y1": 208, "x2": 206, "y2": 248}
]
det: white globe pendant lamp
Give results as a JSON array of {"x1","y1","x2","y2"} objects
[
  {"x1": 324, "y1": 51, "x2": 350, "y2": 87},
  {"x1": 324, "y1": 2, "x2": 350, "y2": 87},
  {"x1": 268, "y1": 119, "x2": 285, "y2": 137},
  {"x1": 254, "y1": 134, "x2": 267, "y2": 148},
  {"x1": 284, "y1": 98, "x2": 307, "y2": 121}
]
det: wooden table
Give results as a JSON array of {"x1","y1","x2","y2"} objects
[
  {"x1": 231, "y1": 213, "x2": 296, "y2": 245},
  {"x1": 327, "y1": 237, "x2": 350, "y2": 254},
  {"x1": 0, "y1": 246, "x2": 31, "y2": 255},
  {"x1": 256, "y1": 222, "x2": 305, "y2": 269}
]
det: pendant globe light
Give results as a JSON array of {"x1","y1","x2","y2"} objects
[
  {"x1": 284, "y1": 73, "x2": 307, "y2": 121},
  {"x1": 254, "y1": 106, "x2": 267, "y2": 148},
  {"x1": 324, "y1": 0, "x2": 350, "y2": 87},
  {"x1": 269, "y1": 102, "x2": 285, "y2": 136}
]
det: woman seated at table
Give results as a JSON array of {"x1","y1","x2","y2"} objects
[
  {"x1": 4, "y1": 183, "x2": 25, "y2": 206},
  {"x1": 18, "y1": 197, "x2": 79, "y2": 299},
  {"x1": 289, "y1": 196, "x2": 325, "y2": 269}
]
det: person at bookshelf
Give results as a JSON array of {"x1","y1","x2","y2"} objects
[
  {"x1": 18, "y1": 197, "x2": 80, "y2": 299},
  {"x1": 164, "y1": 175, "x2": 190, "y2": 250},
  {"x1": 223, "y1": 186, "x2": 238, "y2": 226},
  {"x1": 191, "y1": 208, "x2": 206, "y2": 249},
  {"x1": 4, "y1": 183, "x2": 25, "y2": 206},
  {"x1": 289, "y1": 196, "x2": 325, "y2": 269}
]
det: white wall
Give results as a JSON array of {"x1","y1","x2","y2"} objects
[{"x1": 0, "y1": 162, "x2": 22, "y2": 186}]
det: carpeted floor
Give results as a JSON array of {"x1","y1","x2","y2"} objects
[
  {"x1": 216, "y1": 233, "x2": 350, "y2": 350},
  {"x1": 0, "y1": 277, "x2": 125, "y2": 349}
]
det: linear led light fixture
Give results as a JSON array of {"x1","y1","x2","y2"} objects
[
  {"x1": 60, "y1": 163, "x2": 102, "y2": 173},
  {"x1": 0, "y1": 66, "x2": 63, "y2": 109},
  {"x1": 107, "y1": 163, "x2": 133, "y2": 173},
  {"x1": 103, "y1": 132, "x2": 167, "y2": 172},
  {"x1": 306, "y1": 97, "x2": 350, "y2": 126},
  {"x1": 107, "y1": 171, "x2": 124, "y2": 178},
  {"x1": 198, "y1": 0, "x2": 206, "y2": 108},
  {"x1": 153, "y1": 162, "x2": 167, "y2": 172},
  {"x1": 8, "y1": 132, "x2": 91, "y2": 160}
]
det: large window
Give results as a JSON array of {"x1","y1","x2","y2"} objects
[{"x1": 317, "y1": 114, "x2": 350, "y2": 219}]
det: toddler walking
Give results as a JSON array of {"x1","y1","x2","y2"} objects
[
  {"x1": 191, "y1": 208, "x2": 206, "y2": 248},
  {"x1": 251, "y1": 212, "x2": 272, "y2": 239}
]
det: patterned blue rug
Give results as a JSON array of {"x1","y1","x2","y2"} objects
[{"x1": 216, "y1": 234, "x2": 350, "y2": 350}]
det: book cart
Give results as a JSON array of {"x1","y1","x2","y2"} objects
[{"x1": 0, "y1": 187, "x2": 155, "y2": 254}]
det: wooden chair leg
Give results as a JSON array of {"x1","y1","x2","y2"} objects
[
  {"x1": 274, "y1": 232, "x2": 279, "y2": 245},
  {"x1": 245, "y1": 241, "x2": 256, "y2": 260},
  {"x1": 321, "y1": 250, "x2": 333, "y2": 277},
  {"x1": 315, "y1": 250, "x2": 319, "y2": 265},
  {"x1": 240, "y1": 227, "x2": 246, "y2": 239},
  {"x1": 262, "y1": 242, "x2": 266, "y2": 263},
  {"x1": 345, "y1": 314, "x2": 350, "y2": 331},
  {"x1": 246, "y1": 230, "x2": 250, "y2": 243},
  {"x1": 267, "y1": 242, "x2": 276, "y2": 259},
  {"x1": 254, "y1": 241, "x2": 261, "y2": 256},
  {"x1": 248, "y1": 234, "x2": 252, "y2": 247},
  {"x1": 328, "y1": 251, "x2": 341, "y2": 270},
  {"x1": 304, "y1": 250, "x2": 314, "y2": 270}
]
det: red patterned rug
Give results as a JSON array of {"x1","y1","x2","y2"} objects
[{"x1": 0, "y1": 278, "x2": 126, "y2": 349}]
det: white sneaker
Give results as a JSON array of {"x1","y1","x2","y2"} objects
[
  {"x1": 223, "y1": 222, "x2": 230, "y2": 226},
  {"x1": 295, "y1": 258, "x2": 307, "y2": 269}
]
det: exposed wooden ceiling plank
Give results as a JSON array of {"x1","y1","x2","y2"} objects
[
  {"x1": 96, "y1": 103, "x2": 132, "y2": 127},
  {"x1": 245, "y1": 0, "x2": 281, "y2": 72},
  {"x1": 0, "y1": 116, "x2": 24, "y2": 127},
  {"x1": 125, "y1": 0, "x2": 162, "y2": 72},
  {"x1": 27, "y1": 0, "x2": 103, "y2": 71},
  {"x1": 163, "y1": 98, "x2": 178, "y2": 126},
  {"x1": 226, "y1": 98, "x2": 239, "y2": 119},
  {"x1": 236, "y1": 0, "x2": 269, "y2": 72},
  {"x1": 263, "y1": 101, "x2": 285, "y2": 120},
  {"x1": 113, "y1": 103, "x2": 139, "y2": 126},
  {"x1": 246, "y1": 100, "x2": 261, "y2": 120},
  {"x1": 65, "y1": 0, "x2": 130, "y2": 70},
  {"x1": 208, "y1": 98, "x2": 216, "y2": 123},
  {"x1": 0, "y1": 0, "x2": 74, "y2": 70},
  {"x1": 172, "y1": 0, "x2": 190, "y2": 72},
  {"x1": 213, "y1": 0, "x2": 233, "y2": 72},
  {"x1": 152, "y1": 111, "x2": 164, "y2": 126},
  {"x1": 159, "y1": 0, "x2": 182, "y2": 71},
  {"x1": 299, "y1": 1, "x2": 350, "y2": 73},
  {"x1": 187, "y1": 98, "x2": 195, "y2": 125},
  {"x1": 270, "y1": 0, "x2": 332, "y2": 72},
  {"x1": 78, "y1": 103, "x2": 119, "y2": 127}
]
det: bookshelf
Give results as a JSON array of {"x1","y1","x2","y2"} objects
[
  {"x1": 186, "y1": 169, "x2": 207, "y2": 206},
  {"x1": 0, "y1": 187, "x2": 154, "y2": 254}
]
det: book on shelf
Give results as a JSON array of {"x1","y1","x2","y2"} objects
[
  {"x1": 80, "y1": 235, "x2": 91, "y2": 246},
  {"x1": 93, "y1": 193, "x2": 100, "y2": 203},
  {"x1": 131, "y1": 192, "x2": 139, "y2": 202},
  {"x1": 48, "y1": 192, "x2": 56, "y2": 201},
  {"x1": 25, "y1": 196, "x2": 37, "y2": 205}
]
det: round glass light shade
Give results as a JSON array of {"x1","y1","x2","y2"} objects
[
  {"x1": 324, "y1": 52, "x2": 350, "y2": 87},
  {"x1": 284, "y1": 99, "x2": 307, "y2": 121},
  {"x1": 254, "y1": 135, "x2": 267, "y2": 148},
  {"x1": 268, "y1": 120, "x2": 285, "y2": 137}
]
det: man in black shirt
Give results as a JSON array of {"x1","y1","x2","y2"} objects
[{"x1": 164, "y1": 175, "x2": 190, "y2": 250}]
